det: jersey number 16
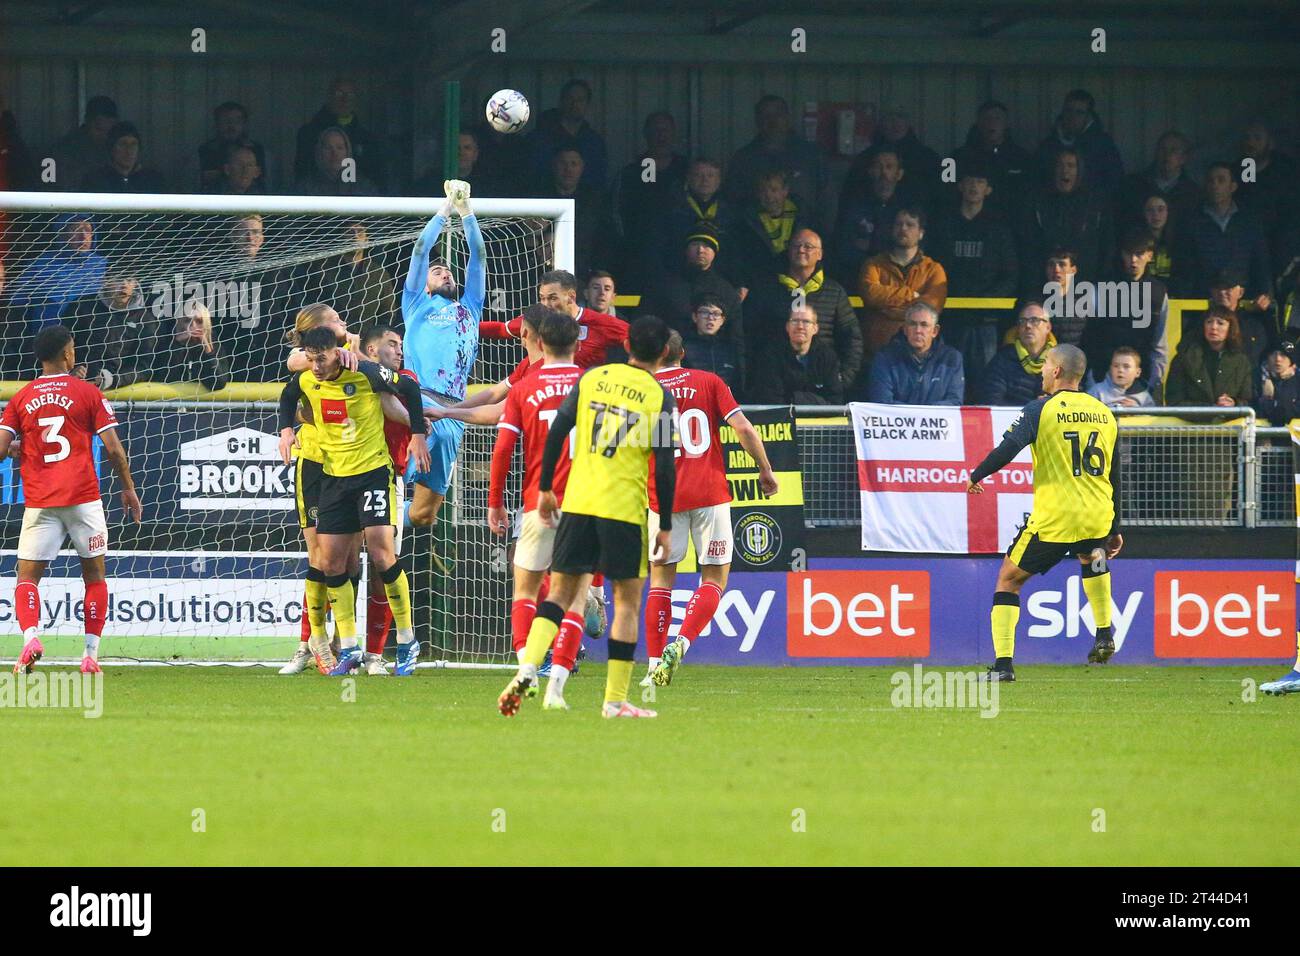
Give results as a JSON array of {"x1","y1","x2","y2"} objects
[{"x1": 1063, "y1": 429, "x2": 1106, "y2": 477}]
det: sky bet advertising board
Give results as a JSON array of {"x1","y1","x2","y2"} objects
[{"x1": 581, "y1": 558, "x2": 1296, "y2": 666}]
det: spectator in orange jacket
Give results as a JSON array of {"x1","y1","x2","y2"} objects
[{"x1": 859, "y1": 205, "x2": 948, "y2": 354}]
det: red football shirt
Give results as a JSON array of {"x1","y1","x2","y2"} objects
[
  {"x1": 649, "y1": 365, "x2": 741, "y2": 513},
  {"x1": 1, "y1": 373, "x2": 118, "y2": 508},
  {"x1": 506, "y1": 356, "x2": 535, "y2": 387},
  {"x1": 486, "y1": 308, "x2": 628, "y2": 369},
  {"x1": 383, "y1": 368, "x2": 420, "y2": 471},
  {"x1": 492, "y1": 362, "x2": 582, "y2": 511}
]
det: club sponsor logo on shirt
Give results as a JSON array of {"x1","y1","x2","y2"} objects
[{"x1": 320, "y1": 399, "x2": 348, "y2": 424}]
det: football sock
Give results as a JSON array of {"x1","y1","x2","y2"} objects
[
  {"x1": 1081, "y1": 568, "x2": 1113, "y2": 638},
  {"x1": 547, "y1": 666, "x2": 570, "y2": 696},
  {"x1": 365, "y1": 594, "x2": 391, "y2": 655},
  {"x1": 523, "y1": 601, "x2": 564, "y2": 669},
  {"x1": 84, "y1": 581, "x2": 107, "y2": 660},
  {"x1": 679, "y1": 582, "x2": 722, "y2": 645},
  {"x1": 591, "y1": 573, "x2": 605, "y2": 587},
  {"x1": 537, "y1": 574, "x2": 550, "y2": 605},
  {"x1": 299, "y1": 589, "x2": 312, "y2": 641},
  {"x1": 552, "y1": 611, "x2": 584, "y2": 673},
  {"x1": 325, "y1": 573, "x2": 357, "y2": 644},
  {"x1": 605, "y1": 638, "x2": 635, "y2": 704},
  {"x1": 304, "y1": 568, "x2": 329, "y2": 639},
  {"x1": 379, "y1": 563, "x2": 413, "y2": 631},
  {"x1": 15, "y1": 581, "x2": 39, "y2": 634},
  {"x1": 510, "y1": 599, "x2": 537, "y2": 654},
  {"x1": 645, "y1": 587, "x2": 672, "y2": 659},
  {"x1": 991, "y1": 592, "x2": 1020, "y2": 660}
]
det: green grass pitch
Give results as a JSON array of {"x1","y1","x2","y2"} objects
[{"x1": 1, "y1": 664, "x2": 1294, "y2": 866}]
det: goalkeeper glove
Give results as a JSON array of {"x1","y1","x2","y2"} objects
[{"x1": 444, "y1": 179, "x2": 472, "y2": 217}]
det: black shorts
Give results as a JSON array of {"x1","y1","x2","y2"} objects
[
  {"x1": 1006, "y1": 525, "x2": 1110, "y2": 576},
  {"x1": 552, "y1": 512, "x2": 648, "y2": 581},
  {"x1": 295, "y1": 457, "x2": 325, "y2": 530},
  {"x1": 316, "y1": 465, "x2": 397, "y2": 535}
]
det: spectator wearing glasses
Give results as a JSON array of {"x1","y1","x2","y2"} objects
[
  {"x1": 979, "y1": 301, "x2": 1057, "y2": 405},
  {"x1": 866, "y1": 301, "x2": 964, "y2": 406},
  {"x1": 749, "y1": 306, "x2": 843, "y2": 405},
  {"x1": 681, "y1": 293, "x2": 741, "y2": 391},
  {"x1": 747, "y1": 227, "x2": 862, "y2": 392}
]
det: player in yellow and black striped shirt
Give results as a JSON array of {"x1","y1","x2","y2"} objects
[
  {"x1": 967, "y1": 343, "x2": 1123, "y2": 682},
  {"x1": 278, "y1": 326, "x2": 431, "y2": 677},
  {"x1": 498, "y1": 316, "x2": 679, "y2": 719}
]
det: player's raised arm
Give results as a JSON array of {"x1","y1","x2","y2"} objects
[
  {"x1": 403, "y1": 204, "x2": 451, "y2": 301},
  {"x1": 456, "y1": 185, "x2": 487, "y2": 318},
  {"x1": 726, "y1": 410, "x2": 779, "y2": 497},
  {"x1": 99, "y1": 426, "x2": 142, "y2": 523},
  {"x1": 967, "y1": 398, "x2": 1043, "y2": 492}
]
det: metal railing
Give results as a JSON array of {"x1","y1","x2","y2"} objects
[{"x1": 791, "y1": 405, "x2": 1292, "y2": 531}]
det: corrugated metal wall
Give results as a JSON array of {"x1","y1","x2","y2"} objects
[
  {"x1": 469, "y1": 60, "x2": 1298, "y2": 178},
  {"x1": 5, "y1": 52, "x2": 1296, "y2": 191}
]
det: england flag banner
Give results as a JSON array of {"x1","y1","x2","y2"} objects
[{"x1": 850, "y1": 403, "x2": 1035, "y2": 554}]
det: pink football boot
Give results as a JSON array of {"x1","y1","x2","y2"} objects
[{"x1": 13, "y1": 636, "x2": 43, "y2": 675}]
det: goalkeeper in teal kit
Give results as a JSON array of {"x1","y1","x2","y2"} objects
[{"x1": 404, "y1": 180, "x2": 486, "y2": 528}]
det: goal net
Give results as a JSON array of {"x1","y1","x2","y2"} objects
[{"x1": 0, "y1": 192, "x2": 573, "y2": 666}]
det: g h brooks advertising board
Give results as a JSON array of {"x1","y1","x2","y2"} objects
[{"x1": 581, "y1": 557, "x2": 1295, "y2": 666}]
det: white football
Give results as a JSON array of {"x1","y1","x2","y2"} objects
[{"x1": 486, "y1": 89, "x2": 530, "y2": 134}]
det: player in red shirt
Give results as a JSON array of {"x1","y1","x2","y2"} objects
[
  {"x1": 644, "y1": 331, "x2": 778, "y2": 688},
  {"x1": 479, "y1": 269, "x2": 627, "y2": 370},
  {"x1": 435, "y1": 305, "x2": 548, "y2": 428},
  {"x1": 355, "y1": 323, "x2": 421, "y2": 676},
  {"x1": 485, "y1": 310, "x2": 599, "y2": 709},
  {"x1": 0, "y1": 325, "x2": 142, "y2": 674}
]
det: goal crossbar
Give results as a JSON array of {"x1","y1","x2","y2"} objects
[{"x1": 0, "y1": 191, "x2": 576, "y2": 275}]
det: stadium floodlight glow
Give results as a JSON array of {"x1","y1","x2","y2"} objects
[{"x1": 0, "y1": 190, "x2": 574, "y2": 668}]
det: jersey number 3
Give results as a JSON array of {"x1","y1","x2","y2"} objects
[
  {"x1": 1063, "y1": 430, "x2": 1106, "y2": 477},
  {"x1": 37, "y1": 415, "x2": 71, "y2": 464}
]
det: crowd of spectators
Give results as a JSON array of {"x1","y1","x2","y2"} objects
[{"x1": 1, "y1": 79, "x2": 1298, "y2": 416}]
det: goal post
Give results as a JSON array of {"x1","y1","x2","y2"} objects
[{"x1": 0, "y1": 190, "x2": 574, "y2": 667}]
